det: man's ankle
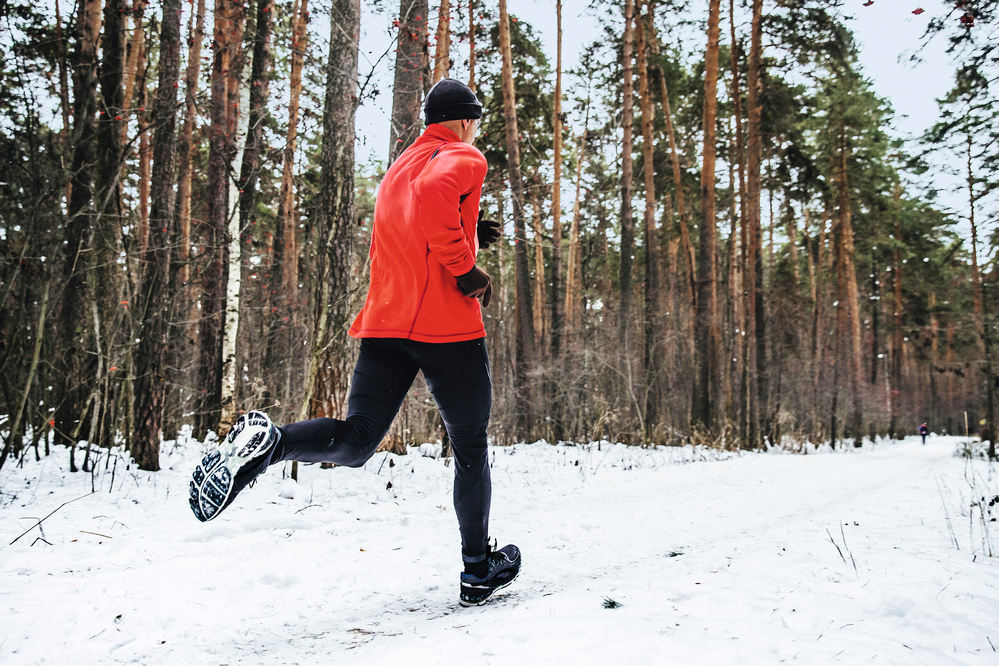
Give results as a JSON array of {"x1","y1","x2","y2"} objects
[{"x1": 464, "y1": 558, "x2": 488, "y2": 578}]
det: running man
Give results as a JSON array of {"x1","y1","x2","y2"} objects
[
  {"x1": 919, "y1": 422, "x2": 928, "y2": 445},
  {"x1": 189, "y1": 79, "x2": 520, "y2": 607}
]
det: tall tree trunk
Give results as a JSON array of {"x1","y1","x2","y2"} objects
[
  {"x1": 804, "y1": 209, "x2": 819, "y2": 436},
  {"x1": 634, "y1": 1, "x2": 660, "y2": 436},
  {"x1": 389, "y1": 0, "x2": 429, "y2": 163},
  {"x1": 300, "y1": 0, "x2": 360, "y2": 422},
  {"x1": 133, "y1": 0, "x2": 182, "y2": 470},
  {"x1": 174, "y1": 0, "x2": 206, "y2": 430},
  {"x1": 648, "y1": 5, "x2": 696, "y2": 413},
  {"x1": 695, "y1": 0, "x2": 722, "y2": 431},
  {"x1": 54, "y1": 0, "x2": 72, "y2": 203},
  {"x1": 271, "y1": 0, "x2": 307, "y2": 423},
  {"x1": 837, "y1": 121, "x2": 863, "y2": 443},
  {"x1": 219, "y1": 0, "x2": 249, "y2": 422},
  {"x1": 54, "y1": 0, "x2": 103, "y2": 451},
  {"x1": 743, "y1": 0, "x2": 763, "y2": 448},
  {"x1": 729, "y1": 0, "x2": 748, "y2": 437},
  {"x1": 498, "y1": 0, "x2": 536, "y2": 433},
  {"x1": 618, "y1": 0, "x2": 636, "y2": 349},
  {"x1": 238, "y1": 0, "x2": 274, "y2": 231},
  {"x1": 97, "y1": 0, "x2": 126, "y2": 224},
  {"x1": 565, "y1": 64, "x2": 594, "y2": 347},
  {"x1": 177, "y1": 0, "x2": 206, "y2": 289},
  {"x1": 90, "y1": 0, "x2": 127, "y2": 449},
  {"x1": 550, "y1": 0, "x2": 564, "y2": 364},
  {"x1": 197, "y1": 0, "x2": 237, "y2": 437},
  {"x1": 964, "y1": 131, "x2": 993, "y2": 455},
  {"x1": 565, "y1": 126, "x2": 587, "y2": 343},
  {"x1": 889, "y1": 190, "x2": 902, "y2": 438},
  {"x1": 431, "y1": 0, "x2": 450, "y2": 84},
  {"x1": 137, "y1": 42, "x2": 151, "y2": 253},
  {"x1": 967, "y1": 132, "x2": 984, "y2": 336},
  {"x1": 531, "y1": 184, "x2": 546, "y2": 351},
  {"x1": 870, "y1": 254, "x2": 879, "y2": 386},
  {"x1": 219, "y1": 0, "x2": 251, "y2": 430},
  {"x1": 121, "y1": 0, "x2": 145, "y2": 144}
]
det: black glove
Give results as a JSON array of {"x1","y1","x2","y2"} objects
[
  {"x1": 476, "y1": 210, "x2": 502, "y2": 249},
  {"x1": 455, "y1": 265, "x2": 492, "y2": 307}
]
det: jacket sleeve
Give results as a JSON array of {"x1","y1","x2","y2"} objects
[{"x1": 413, "y1": 145, "x2": 488, "y2": 277}]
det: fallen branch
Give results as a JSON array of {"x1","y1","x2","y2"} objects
[
  {"x1": 9, "y1": 492, "x2": 96, "y2": 545},
  {"x1": 826, "y1": 527, "x2": 846, "y2": 563},
  {"x1": 79, "y1": 530, "x2": 112, "y2": 539}
]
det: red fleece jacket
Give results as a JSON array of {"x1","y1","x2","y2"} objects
[{"x1": 348, "y1": 124, "x2": 488, "y2": 343}]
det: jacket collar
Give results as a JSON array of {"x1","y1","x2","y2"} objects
[{"x1": 423, "y1": 123, "x2": 462, "y2": 144}]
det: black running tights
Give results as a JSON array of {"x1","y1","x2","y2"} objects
[{"x1": 267, "y1": 337, "x2": 493, "y2": 563}]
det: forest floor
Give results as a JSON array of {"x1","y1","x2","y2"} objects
[{"x1": 0, "y1": 432, "x2": 997, "y2": 665}]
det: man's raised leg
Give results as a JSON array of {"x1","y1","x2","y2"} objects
[{"x1": 190, "y1": 338, "x2": 419, "y2": 521}]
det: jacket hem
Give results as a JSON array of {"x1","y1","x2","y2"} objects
[{"x1": 349, "y1": 328, "x2": 487, "y2": 343}]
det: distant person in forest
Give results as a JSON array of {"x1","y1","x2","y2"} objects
[
  {"x1": 188, "y1": 79, "x2": 520, "y2": 607},
  {"x1": 919, "y1": 422, "x2": 929, "y2": 445}
]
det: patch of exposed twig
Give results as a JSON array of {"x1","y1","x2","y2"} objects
[{"x1": 9, "y1": 492, "x2": 96, "y2": 545}]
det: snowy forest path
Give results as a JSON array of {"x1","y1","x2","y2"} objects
[{"x1": 1, "y1": 437, "x2": 997, "y2": 665}]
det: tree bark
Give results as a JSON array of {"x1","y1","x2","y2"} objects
[
  {"x1": 238, "y1": 0, "x2": 275, "y2": 232},
  {"x1": 964, "y1": 131, "x2": 993, "y2": 454},
  {"x1": 618, "y1": 0, "x2": 636, "y2": 349},
  {"x1": 812, "y1": 209, "x2": 829, "y2": 440},
  {"x1": 531, "y1": 184, "x2": 546, "y2": 350},
  {"x1": 550, "y1": 0, "x2": 564, "y2": 364},
  {"x1": 121, "y1": 0, "x2": 145, "y2": 144},
  {"x1": 729, "y1": 0, "x2": 748, "y2": 435},
  {"x1": 133, "y1": 0, "x2": 182, "y2": 470},
  {"x1": 300, "y1": 0, "x2": 360, "y2": 422},
  {"x1": 431, "y1": 0, "x2": 450, "y2": 84},
  {"x1": 634, "y1": 1, "x2": 661, "y2": 435},
  {"x1": 96, "y1": 0, "x2": 126, "y2": 225},
  {"x1": 54, "y1": 0, "x2": 102, "y2": 450},
  {"x1": 90, "y1": 0, "x2": 128, "y2": 450},
  {"x1": 268, "y1": 0, "x2": 308, "y2": 422},
  {"x1": 137, "y1": 40, "x2": 150, "y2": 253},
  {"x1": 836, "y1": 121, "x2": 863, "y2": 443},
  {"x1": 890, "y1": 187, "x2": 902, "y2": 438},
  {"x1": 389, "y1": 0, "x2": 429, "y2": 163},
  {"x1": 743, "y1": 0, "x2": 763, "y2": 448},
  {"x1": 197, "y1": 0, "x2": 237, "y2": 437},
  {"x1": 695, "y1": 0, "x2": 722, "y2": 431},
  {"x1": 648, "y1": 16, "x2": 695, "y2": 307},
  {"x1": 54, "y1": 0, "x2": 72, "y2": 201},
  {"x1": 177, "y1": 0, "x2": 206, "y2": 289},
  {"x1": 498, "y1": 0, "x2": 536, "y2": 433},
  {"x1": 278, "y1": 0, "x2": 308, "y2": 319},
  {"x1": 565, "y1": 126, "x2": 587, "y2": 343},
  {"x1": 218, "y1": 0, "x2": 251, "y2": 431}
]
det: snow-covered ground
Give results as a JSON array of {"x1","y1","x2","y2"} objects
[{"x1": 1, "y1": 433, "x2": 997, "y2": 665}]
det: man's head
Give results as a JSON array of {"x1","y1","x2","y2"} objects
[{"x1": 424, "y1": 78, "x2": 482, "y2": 144}]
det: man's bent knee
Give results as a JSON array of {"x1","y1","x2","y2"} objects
[{"x1": 336, "y1": 419, "x2": 386, "y2": 468}]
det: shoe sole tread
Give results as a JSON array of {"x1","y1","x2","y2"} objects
[{"x1": 190, "y1": 413, "x2": 276, "y2": 522}]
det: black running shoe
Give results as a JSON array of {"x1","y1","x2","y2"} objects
[
  {"x1": 189, "y1": 411, "x2": 280, "y2": 522},
  {"x1": 459, "y1": 544, "x2": 521, "y2": 606}
]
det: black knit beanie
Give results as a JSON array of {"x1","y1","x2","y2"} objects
[{"x1": 424, "y1": 78, "x2": 483, "y2": 126}]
